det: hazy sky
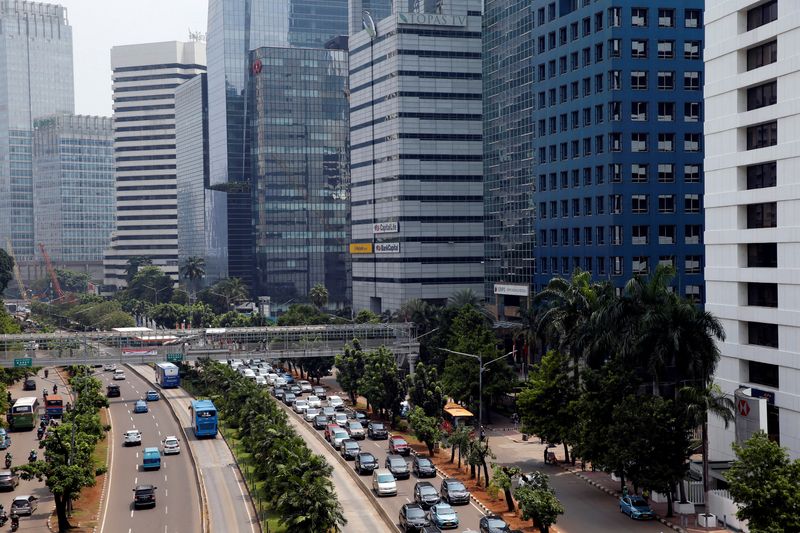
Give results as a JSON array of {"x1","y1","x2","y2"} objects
[{"x1": 58, "y1": 0, "x2": 208, "y2": 117}]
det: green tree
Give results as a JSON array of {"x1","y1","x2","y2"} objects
[
  {"x1": 335, "y1": 340, "x2": 366, "y2": 404},
  {"x1": 408, "y1": 406, "x2": 442, "y2": 455},
  {"x1": 309, "y1": 283, "x2": 329, "y2": 309},
  {"x1": 301, "y1": 356, "x2": 334, "y2": 384},
  {"x1": 443, "y1": 425, "x2": 471, "y2": 467},
  {"x1": 127, "y1": 266, "x2": 173, "y2": 304},
  {"x1": 0, "y1": 306, "x2": 20, "y2": 334},
  {"x1": 277, "y1": 303, "x2": 328, "y2": 326},
  {"x1": 359, "y1": 346, "x2": 407, "y2": 419},
  {"x1": 447, "y1": 288, "x2": 483, "y2": 309},
  {"x1": 125, "y1": 256, "x2": 152, "y2": 283},
  {"x1": 489, "y1": 464, "x2": 521, "y2": 512},
  {"x1": 407, "y1": 362, "x2": 445, "y2": 418},
  {"x1": 726, "y1": 431, "x2": 800, "y2": 533},
  {"x1": 466, "y1": 437, "x2": 494, "y2": 485},
  {"x1": 354, "y1": 309, "x2": 380, "y2": 323},
  {"x1": 54, "y1": 269, "x2": 90, "y2": 293},
  {"x1": 180, "y1": 256, "x2": 206, "y2": 295},
  {"x1": 0, "y1": 248, "x2": 13, "y2": 295},
  {"x1": 515, "y1": 483, "x2": 565, "y2": 533}
]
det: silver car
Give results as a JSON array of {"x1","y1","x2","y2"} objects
[{"x1": 11, "y1": 495, "x2": 37, "y2": 516}]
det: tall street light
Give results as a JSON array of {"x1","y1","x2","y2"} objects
[
  {"x1": 440, "y1": 348, "x2": 515, "y2": 437},
  {"x1": 142, "y1": 283, "x2": 171, "y2": 306}
]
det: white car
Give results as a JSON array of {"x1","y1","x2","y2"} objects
[
  {"x1": 103, "y1": 363, "x2": 116, "y2": 372},
  {"x1": 113, "y1": 369, "x2": 126, "y2": 380},
  {"x1": 255, "y1": 375, "x2": 267, "y2": 386},
  {"x1": 298, "y1": 380, "x2": 313, "y2": 393},
  {"x1": 266, "y1": 373, "x2": 279, "y2": 385},
  {"x1": 162, "y1": 436, "x2": 180, "y2": 455},
  {"x1": 328, "y1": 396, "x2": 344, "y2": 411},
  {"x1": 304, "y1": 408, "x2": 321, "y2": 422},
  {"x1": 307, "y1": 395, "x2": 322, "y2": 409},
  {"x1": 123, "y1": 430, "x2": 142, "y2": 446},
  {"x1": 332, "y1": 430, "x2": 349, "y2": 449},
  {"x1": 372, "y1": 469, "x2": 397, "y2": 496},
  {"x1": 293, "y1": 399, "x2": 309, "y2": 414},
  {"x1": 334, "y1": 412, "x2": 348, "y2": 426},
  {"x1": 274, "y1": 377, "x2": 287, "y2": 388}
]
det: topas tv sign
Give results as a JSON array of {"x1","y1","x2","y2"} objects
[
  {"x1": 373, "y1": 221, "x2": 399, "y2": 234},
  {"x1": 397, "y1": 12, "x2": 467, "y2": 26}
]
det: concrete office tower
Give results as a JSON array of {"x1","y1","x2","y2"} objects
[
  {"x1": 349, "y1": 0, "x2": 485, "y2": 313},
  {"x1": 103, "y1": 41, "x2": 206, "y2": 289},
  {"x1": 484, "y1": 1, "x2": 706, "y2": 321},
  {"x1": 0, "y1": 1, "x2": 74, "y2": 260},
  {"x1": 206, "y1": 0, "x2": 348, "y2": 289},
  {"x1": 705, "y1": 0, "x2": 800, "y2": 458},
  {"x1": 32, "y1": 114, "x2": 113, "y2": 280}
]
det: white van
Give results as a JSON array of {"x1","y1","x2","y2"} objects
[{"x1": 372, "y1": 469, "x2": 397, "y2": 496}]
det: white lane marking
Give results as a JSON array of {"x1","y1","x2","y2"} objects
[
  {"x1": 158, "y1": 431, "x2": 161, "y2": 436},
  {"x1": 130, "y1": 509, "x2": 134, "y2": 518},
  {"x1": 165, "y1": 489, "x2": 168, "y2": 497},
  {"x1": 135, "y1": 477, "x2": 138, "y2": 484},
  {"x1": 100, "y1": 402, "x2": 115, "y2": 533},
  {"x1": 230, "y1": 464, "x2": 257, "y2": 533},
  {"x1": 165, "y1": 505, "x2": 168, "y2": 515},
  {"x1": 164, "y1": 526, "x2": 167, "y2": 533},
  {"x1": 128, "y1": 529, "x2": 132, "y2": 533},
  {"x1": 405, "y1": 498, "x2": 411, "y2": 503},
  {"x1": 136, "y1": 452, "x2": 139, "y2": 459},
  {"x1": 164, "y1": 474, "x2": 167, "y2": 482},
  {"x1": 155, "y1": 422, "x2": 158, "y2": 427}
]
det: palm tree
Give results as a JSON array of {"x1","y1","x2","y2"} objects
[
  {"x1": 397, "y1": 298, "x2": 437, "y2": 334},
  {"x1": 447, "y1": 288, "x2": 483, "y2": 309},
  {"x1": 309, "y1": 283, "x2": 329, "y2": 309},
  {"x1": 215, "y1": 278, "x2": 249, "y2": 309},
  {"x1": 125, "y1": 256, "x2": 152, "y2": 282},
  {"x1": 180, "y1": 256, "x2": 206, "y2": 297}
]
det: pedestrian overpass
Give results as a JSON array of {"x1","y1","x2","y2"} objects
[{"x1": 0, "y1": 323, "x2": 418, "y2": 368}]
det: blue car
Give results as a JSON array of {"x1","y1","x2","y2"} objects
[
  {"x1": 145, "y1": 390, "x2": 159, "y2": 401},
  {"x1": 0, "y1": 428, "x2": 10, "y2": 450},
  {"x1": 429, "y1": 502, "x2": 459, "y2": 529},
  {"x1": 281, "y1": 373, "x2": 294, "y2": 384},
  {"x1": 133, "y1": 400, "x2": 148, "y2": 414},
  {"x1": 619, "y1": 496, "x2": 655, "y2": 520}
]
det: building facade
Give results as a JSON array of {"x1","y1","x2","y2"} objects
[
  {"x1": 349, "y1": 2, "x2": 485, "y2": 313},
  {"x1": 0, "y1": 1, "x2": 74, "y2": 259},
  {"x1": 484, "y1": 1, "x2": 705, "y2": 319},
  {"x1": 103, "y1": 41, "x2": 206, "y2": 289},
  {"x1": 704, "y1": 0, "x2": 800, "y2": 458},
  {"x1": 32, "y1": 114, "x2": 113, "y2": 277}
]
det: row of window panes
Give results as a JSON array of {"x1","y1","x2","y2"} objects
[
  {"x1": 538, "y1": 195, "x2": 701, "y2": 217},
  {"x1": 609, "y1": 70, "x2": 701, "y2": 91},
  {"x1": 538, "y1": 133, "x2": 701, "y2": 162},
  {"x1": 536, "y1": 42, "x2": 701, "y2": 77},
  {"x1": 538, "y1": 225, "x2": 702, "y2": 248},
  {"x1": 538, "y1": 101, "x2": 700, "y2": 126},
  {"x1": 631, "y1": 39, "x2": 701, "y2": 59},
  {"x1": 607, "y1": 7, "x2": 701, "y2": 29},
  {"x1": 538, "y1": 163, "x2": 701, "y2": 191}
]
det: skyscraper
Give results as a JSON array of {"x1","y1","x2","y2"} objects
[
  {"x1": 103, "y1": 41, "x2": 206, "y2": 289},
  {"x1": 484, "y1": 1, "x2": 706, "y2": 320},
  {"x1": 0, "y1": 1, "x2": 74, "y2": 259}
]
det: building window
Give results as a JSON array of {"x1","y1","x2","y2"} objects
[
  {"x1": 685, "y1": 224, "x2": 701, "y2": 244},
  {"x1": 551, "y1": 229, "x2": 558, "y2": 245},
  {"x1": 748, "y1": 282, "x2": 778, "y2": 307},
  {"x1": 748, "y1": 321, "x2": 778, "y2": 348},
  {"x1": 583, "y1": 17, "x2": 591, "y2": 36},
  {"x1": 561, "y1": 199, "x2": 569, "y2": 216},
  {"x1": 610, "y1": 101, "x2": 621, "y2": 121},
  {"x1": 631, "y1": 71, "x2": 648, "y2": 90},
  {"x1": 584, "y1": 168, "x2": 592, "y2": 185},
  {"x1": 632, "y1": 257, "x2": 649, "y2": 275},
  {"x1": 610, "y1": 133, "x2": 622, "y2": 152},
  {"x1": 609, "y1": 39, "x2": 621, "y2": 59},
  {"x1": 631, "y1": 163, "x2": 648, "y2": 182},
  {"x1": 747, "y1": 80, "x2": 777, "y2": 111},
  {"x1": 595, "y1": 135, "x2": 604, "y2": 153},
  {"x1": 610, "y1": 194, "x2": 622, "y2": 214},
  {"x1": 658, "y1": 133, "x2": 675, "y2": 152},
  {"x1": 584, "y1": 227, "x2": 592, "y2": 245},
  {"x1": 657, "y1": 40, "x2": 674, "y2": 59},
  {"x1": 584, "y1": 197, "x2": 592, "y2": 215},
  {"x1": 612, "y1": 256, "x2": 624, "y2": 276},
  {"x1": 684, "y1": 71, "x2": 701, "y2": 90},
  {"x1": 595, "y1": 43, "x2": 604, "y2": 62},
  {"x1": 747, "y1": 0, "x2": 778, "y2": 31},
  {"x1": 631, "y1": 7, "x2": 648, "y2": 27},
  {"x1": 748, "y1": 243, "x2": 777, "y2": 268},
  {"x1": 684, "y1": 41, "x2": 701, "y2": 60},
  {"x1": 659, "y1": 225, "x2": 676, "y2": 244},
  {"x1": 631, "y1": 133, "x2": 648, "y2": 152},
  {"x1": 747, "y1": 162, "x2": 777, "y2": 189},
  {"x1": 747, "y1": 40, "x2": 777, "y2": 71},
  {"x1": 658, "y1": 102, "x2": 675, "y2": 121},
  {"x1": 658, "y1": 8, "x2": 674, "y2": 27},
  {"x1": 746, "y1": 121, "x2": 778, "y2": 150},
  {"x1": 747, "y1": 202, "x2": 778, "y2": 228},
  {"x1": 685, "y1": 285, "x2": 702, "y2": 303},
  {"x1": 658, "y1": 194, "x2": 675, "y2": 213},
  {"x1": 684, "y1": 133, "x2": 701, "y2": 152},
  {"x1": 684, "y1": 194, "x2": 700, "y2": 213},
  {"x1": 611, "y1": 225, "x2": 623, "y2": 245},
  {"x1": 660, "y1": 256, "x2": 676, "y2": 268},
  {"x1": 595, "y1": 11, "x2": 603, "y2": 32},
  {"x1": 684, "y1": 164, "x2": 701, "y2": 183},
  {"x1": 632, "y1": 225, "x2": 648, "y2": 245},
  {"x1": 562, "y1": 228, "x2": 570, "y2": 245},
  {"x1": 631, "y1": 194, "x2": 649, "y2": 214},
  {"x1": 585, "y1": 257, "x2": 593, "y2": 272},
  {"x1": 658, "y1": 71, "x2": 674, "y2": 90},
  {"x1": 560, "y1": 171, "x2": 568, "y2": 188},
  {"x1": 684, "y1": 101, "x2": 700, "y2": 122},
  {"x1": 631, "y1": 101, "x2": 648, "y2": 121},
  {"x1": 609, "y1": 6, "x2": 621, "y2": 27},
  {"x1": 684, "y1": 9, "x2": 702, "y2": 28},
  {"x1": 632, "y1": 39, "x2": 648, "y2": 58},
  {"x1": 658, "y1": 163, "x2": 675, "y2": 182},
  {"x1": 573, "y1": 228, "x2": 581, "y2": 245},
  {"x1": 596, "y1": 195, "x2": 605, "y2": 213},
  {"x1": 610, "y1": 163, "x2": 622, "y2": 182},
  {"x1": 685, "y1": 255, "x2": 701, "y2": 273},
  {"x1": 572, "y1": 111, "x2": 579, "y2": 128},
  {"x1": 598, "y1": 257, "x2": 606, "y2": 274},
  {"x1": 596, "y1": 226, "x2": 605, "y2": 245}
]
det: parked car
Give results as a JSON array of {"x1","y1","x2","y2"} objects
[
  {"x1": 322, "y1": 406, "x2": 337, "y2": 420},
  {"x1": 340, "y1": 439, "x2": 361, "y2": 460},
  {"x1": 345, "y1": 421, "x2": 365, "y2": 440},
  {"x1": 399, "y1": 503, "x2": 431, "y2": 532},
  {"x1": 619, "y1": 496, "x2": 655, "y2": 520},
  {"x1": 328, "y1": 395, "x2": 344, "y2": 410},
  {"x1": 428, "y1": 503, "x2": 459, "y2": 529},
  {"x1": 298, "y1": 380, "x2": 313, "y2": 393},
  {"x1": 313, "y1": 415, "x2": 329, "y2": 430},
  {"x1": 304, "y1": 408, "x2": 321, "y2": 422},
  {"x1": 307, "y1": 395, "x2": 322, "y2": 409},
  {"x1": 282, "y1": 392, "x2": 297, "y2": 406},
  {"x1": 133, "y1": 485, "x2": 157, "y2": 508},
  {"x1": 440, "y1": 478, "x2": 470, "y2": 505},
  {"x1": 10, "y1": 495, "x2": 38, "y2": 516},
  {"x1": 389, "y1": 435, "x2": 411, "y2": 456},
  {"x1": 385, "y1": 454, "x2": 410, "y2": 479},
  {"x1": 313, "y1": 386, "x2": 327, "y2": 399},
  {"x1": 332, "y1": 430, "x2": 349, "y2": 450},
  {"x1": 0, "y1": 470, "x2": 19, "y2": 491},
  {"x1": 133, "y1": 400, "x2": 148, "y2": 414},
  {"x1": 414, "y1": 481, "x2": 441, "y2": 508},
  {"x1": 354, "y1": 452, "x2": 378, "y2": 475},
  {"x1": 22, "y1": 379, "x2": 36, "y2": 391},
  {"x1": 412, "y1": 456, "x2": 437, "y2": 478},
  {"x1": 145, "y1": 390, "x2": 159, "y2": 401},
  {"x1": 124, "y1": 429, "x2": 142, "y2": 446},
  {"x1": 293, "y1": 399, "x2": 309, "y2": 413},
  {"x1": 255, "y1": 375, "x2": 267, "y2": 387},
  {"x1": 372, "y1": 468, "x2": 397, "y2": 496},
  {"x1": 162, "y1": 436, "x2": 180, "y2": 455},
  {"x1": 479, "y1": 516, "x2": 511, "y2": 533},
  {"x1": 106, "y1": 384, "x2": 121, "y2": 398},
  {"x1": 324, "y1": 424, "x2": 341, "y2": 441},
  {"x1": 368, "y1": 421, "x2": 388, "y2": 440}
]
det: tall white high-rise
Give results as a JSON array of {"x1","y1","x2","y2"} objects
[
  {"x1": 704, "y1": 0, "x2": 800, "y2": 458},
  {"x1": 103, "y1": 41, "x2": 206, "y2": 289}
]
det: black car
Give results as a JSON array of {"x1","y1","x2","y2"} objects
[
  {"x1": 290, "y1": 384, "x2": 302, "y2": 396},
  {"x1": 440, "y1": 478, "x2": 470, "y2": 505},
  {"x1": 399, "y1": 503, "x2": 431, "y2": 532},
  {"x1": 413, "y1": 481, "x2": 441, "y2": 509},
  {"x1": 413, "y1": 456, "x2": 436, "y2": 478},
  {"x1": 106, "y1": 384, "x2": 121, "y2": 398},
  {"x1": 283, "y1": 392, "x2": 296, "y2": 405},
  {"x1": 354, "y1": 410, "x2": 368, "y2": 423},
  {"x1": 354, "y1": 452, "x2": 378, "y2": 475},
  {"x1": 273, "y1": 388, "x2": 286, "y2": 400},
  {"x1": 22, "y1": 379, "x2": 36, "y2": 391},
  {"x1": 479, "y1": 516, "x2": 512, "y2": 533},
  {"x1": 133, "y1": 484, "x2": 157, "y2": 508},
  {"x1": 385, "y1": 454, "x2": 410, "y2": 479},
  {"x1": 368, "y1": 421, "x2": 388, "y2": 439},
  {"x1": 340, "y1": 439, "x2": 361, "y2": 460},
  {"x1": 313, "y1": 386, "x2": 327, "y2": 400},
  {"x1": 313, "y1": 415, "x2": 329, "y2": 430}
]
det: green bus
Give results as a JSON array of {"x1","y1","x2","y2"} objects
[{"x1": 10, "y1": 397, "x2": 39, "y2": 430}]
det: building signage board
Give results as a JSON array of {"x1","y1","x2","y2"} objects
[
  {"x1": 493, "y1": 283, "x2": 530, "y2": 297},
  {"x1": 13, "y1": 358, "x2": 32, "y2": 368},
  {"x1": 397, "y1": 12, "x2": 467, "y2": 26},
  {"x1": 373, "y1": 222, "x2": 399, "y2": 234},
  {"x1": 350, "y1": 243, "x2": 373, "y2": 254},
  {"x1": 167, "y1": 353, "x2": 184, "y2": 362},
  {"x1": 375, "y1": 242, "x2": 400, "y2": 253},
  {"x1": 734, "y1": 389, "x2": 767, "y2": 445}
]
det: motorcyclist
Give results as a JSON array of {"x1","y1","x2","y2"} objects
[
  {"x1": 28, "y1": 449, "x2": 36, "y2": 462},
  {"x1": 42, "y1": 389, "x2": 48, "y2": 400},
  {"x1": 44, "y1": 369, "x2": 49, "y2": 379},
  {"x1": 37, "y1": 426, "x2": 44, "y2": 440},
  {"x1": 52, "y1": 384, "x2": 57, "y2": 394},
  {"x1": 10, "y1": 511, "x2": 18, "y2": 529}
]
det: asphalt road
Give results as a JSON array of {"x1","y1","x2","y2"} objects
[{"x1": 97, "y1": 367, "x2": 201, "y2": 533}]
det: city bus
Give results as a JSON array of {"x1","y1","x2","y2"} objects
[
  {"x1": 155, "y1": 362, "x2": 180, "y2": 388},
  {"x1": 9, "y1": 397, "x2": 40, "y2": 430},
  {"x1": 45, "y1": 394, "x2": 64, "y2": 418},
  {"x1": 190, "y1": 399, "x2": 218, "y2": 438}
]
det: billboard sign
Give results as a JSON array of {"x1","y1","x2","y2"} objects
[
  {"x1": 375, "y1": 242, "x2": 400, "y2": 253},
  {"x1": 373, "y1": 222, "x2": 399, "y2": 234},
  {"x1": 397, "y1": 12, "x2": 467, "y2": 26},
  {"x1": 493, "y1": 283, "x2": 530, "y2": 297},
  {"x1": 734, "y1": 389, "x2": 768, "y2": 445},
  {"x1": 349, "y1": 243, "x2": 373, "y2": 254}
]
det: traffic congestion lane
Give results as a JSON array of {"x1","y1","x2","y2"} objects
[{"x1": 97, "y1": 367, "x2": 201, "y2": 533}]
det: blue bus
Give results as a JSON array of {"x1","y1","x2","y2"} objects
[
  {"x1": 190, "y1": 399, "x2": 218, "y2": 438},
  {"x1": 155, "y1": 362, "x2": 180, "y2": 388}
]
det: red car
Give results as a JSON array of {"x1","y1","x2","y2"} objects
[
  {"x1": 389, "y1": 435, "x2": 410, "y2": 456},
  {"x1": 324, "y1": 424, "x2": 341, "y2": 442}
]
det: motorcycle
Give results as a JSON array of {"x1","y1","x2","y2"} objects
[
  {"x1": 4, "y1": 455, "x2": 11, "y2": 468},
  {"x1": 10, "y1": 516, "x2": 18, "y2": 532},
  {"x1": 36, "y1": 427, "x2": 44, "y2": 440},
  {"x1": 0, "y1": 508, "x2": 7, "y2": 526},
  {"x1": 28, "y1": 451, "x2": 37, "y2": 463},
  {"x1": 38, "y1": 439, "x2": 45, "y2": 450}
]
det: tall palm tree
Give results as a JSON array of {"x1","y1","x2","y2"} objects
[
  {"x1": 215, "y1": 278, "x2": 249, "y2": 309},
  {"x1": 397, "y1": 298, "x2": 437, "y2": 334},
  {"x1": 447, "y1": 288, "x2": 483, "y2": 309},
  {"x1": 309, "y1": 283, "x2": 329, "y2": 309},
  {"x1": 180, "y1": 256, "x2": 206, "y2": 297}
]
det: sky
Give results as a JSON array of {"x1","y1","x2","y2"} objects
[{"x1": 58, "y1": 0, "x2": 208, "y2": 117}]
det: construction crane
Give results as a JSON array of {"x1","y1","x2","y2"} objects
[
  {"x1": 5, "y1": 238, "x2": 28, "y2": 301},
  {"x1": 38, "y1": 243, "x2": 66, "y2": 302}
]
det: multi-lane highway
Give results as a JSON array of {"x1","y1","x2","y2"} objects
[{"x1": 97, "y1": 366, "x2": 201, "y2": 533}]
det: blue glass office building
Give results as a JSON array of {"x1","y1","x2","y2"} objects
[{"x1": 484, "y1": 1, "x2": 705, "y2": 315}]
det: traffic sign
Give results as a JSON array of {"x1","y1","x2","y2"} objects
[
  {"x1": 13, "y1": 358, "x2": 32, "y2": 368},
  {"x1": 166, "y1": 353, "x2": 183, "y2": 362}
]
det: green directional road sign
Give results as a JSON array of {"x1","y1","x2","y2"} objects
[
  {"x1": 13, "y1": 358, "x2": 32, "y2": 368},
  {"x1": 166, "y1": 353, "x2": 183, "y2": 362}
]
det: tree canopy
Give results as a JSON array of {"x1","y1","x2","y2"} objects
[{"x1": 0, "y1": 248, "x2": 13, "y2": 296}]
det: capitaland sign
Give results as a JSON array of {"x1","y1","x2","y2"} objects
[
  {"x1": 373, "y1": 221, "x2": 399, "y2": 234},
  {"x1": 397, "y1": 12, "x2": 467, "y2": 26}
]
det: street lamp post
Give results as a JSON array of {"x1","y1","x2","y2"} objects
[
  {"x1": 142, "y1": 283, "x2": 171, "y2": 306},
  {"x1": 440, "y1": 348, "x2": 514, "y2": 437}
]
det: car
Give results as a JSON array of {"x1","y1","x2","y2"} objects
[
  {"x1": 340, "y1": 439, "x2": 361, "y2": 460},
  {"x1": 266, "y1": 373, "x2": 279, "y2": 385},
  {"x1": 142, "y1": 447, "x2": 161, "y2": 470},
  {"x1": 282, "y1": 392, "x2": 297, "y2": 405},
  {"x1": 0, "y1": 470, "x2": 19, "y2": 491},
  {"x1": 273, "y1": 388, "x2": 286, "y2": 401},
  {"x1": 354, "y1": 410, "x2": 368, "y2": 423},
  {"x1": 10, "y1": 495, "x2": 38, "y2": 516},
  {"x1": 133, "y1": 400, "x2": 148, "y2": 413},
  {"x1": 106, "y1": 384, "x2": 121, "y2": 398},
  {"x1": 368, "y1": 421, "x2": 388, "y2": 439},
  {"x1": 322, "y1": 406, "x2": 336, "y2": 420},
  {"x1": 389, "y1": 435, "x2": 411, "y2": 456},
  {"x1": 440, "y1": 478, "x2": 470, "y2": 505},
  {"x1": 428, "y1": 503, "x2": 459, "y2": 529},
  {"x1": 274, "y1": 377, "x2": 288, "y2": 388},
  {"x1": 372, "y1": 468, "x2": 397, "y2": 496},
  {"x1": 313, "y1": 386, "x2": 327, "y2": 399},
  {"x1": 281, "y1": 373, "x2": 295, "y2": 384},
  {"x1": 354, "y1": 452, "x2": 378, "y2": 475},
  {"x1": 413, "y1": 456, "x2": 436, "y2": 478},
  {"x1": 304, "y1": 408, "x2": 321, "y2": 422},
  {"x1": 414, "y1": 481, "x2": 441, "y2": 508},
  {"x1": 123, "y1": 429, "x2": 142, "y2": 446},
  {"x1": 328, "y1": 395, "x2": 344, "y2": 410},
  {"x1": 334, "y1": 412, "x2": 348, "y2": 426},
  {"x1": 241, "y1": 368, "x2": 256, "y2": 380},
  {"x1": 0, "y1": 429, "x2": 10, "y2": 450},
  {"x1": 306, "y1": 395, "x2": 322, "y2": 409},
  {"x1": 133, "y1": 484, "x2": 157, "y2": 508},
  {"x1": 103, "y1": 363, "x2": 116, "y2": 372},
  {"x1": 22, "y1": 379, "x2": 36, "y2": 391},
  {"x1": 255, "y1": 375, "x2": 267, "y2": 386},
  {"x1": 293, "y1": 399, "x2": 309, "y2": 413},
  {"x1": 619, "y1": 495, "x2": 656, "y2": 520},
  {"x1": 162, "y1": 436, "x2": 180, "y2": 455},
  {"x1": 399, "y1": 503, "x2": 431, "y2": 532},
  {"x1": 345, "y1": 421, "x2": 365, "y2": 439},
  {"x1": 289, "y1": 384, "x2": 302, "y2": 396},
  {"x1": 385, "y1": 454, "x2": 410, "y2": 479},
  {"x1": 332, "y1": 430, "x2": 349, "y2": 450},
  {"x1": 313, "y1": 415, "x2": 329, "y2": 430},
  {"x1": 145, "y1": 390, "x2": 159, "y2": 401},
  {"x1": 298, "y1": 380, "x2": 313, "y2": 393},
  {"x1": 479, "y1": 516, "x2": 511, "y2": 533},
  {"x1": 421, "y1": 527, "x2": 444, "y2": 533},
  {"x1": 113, "y1": 369, "x2": 126, "y2": 380},
  {"x1": 324, "y1": 423, "x2": 341, "y2": 442}
]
